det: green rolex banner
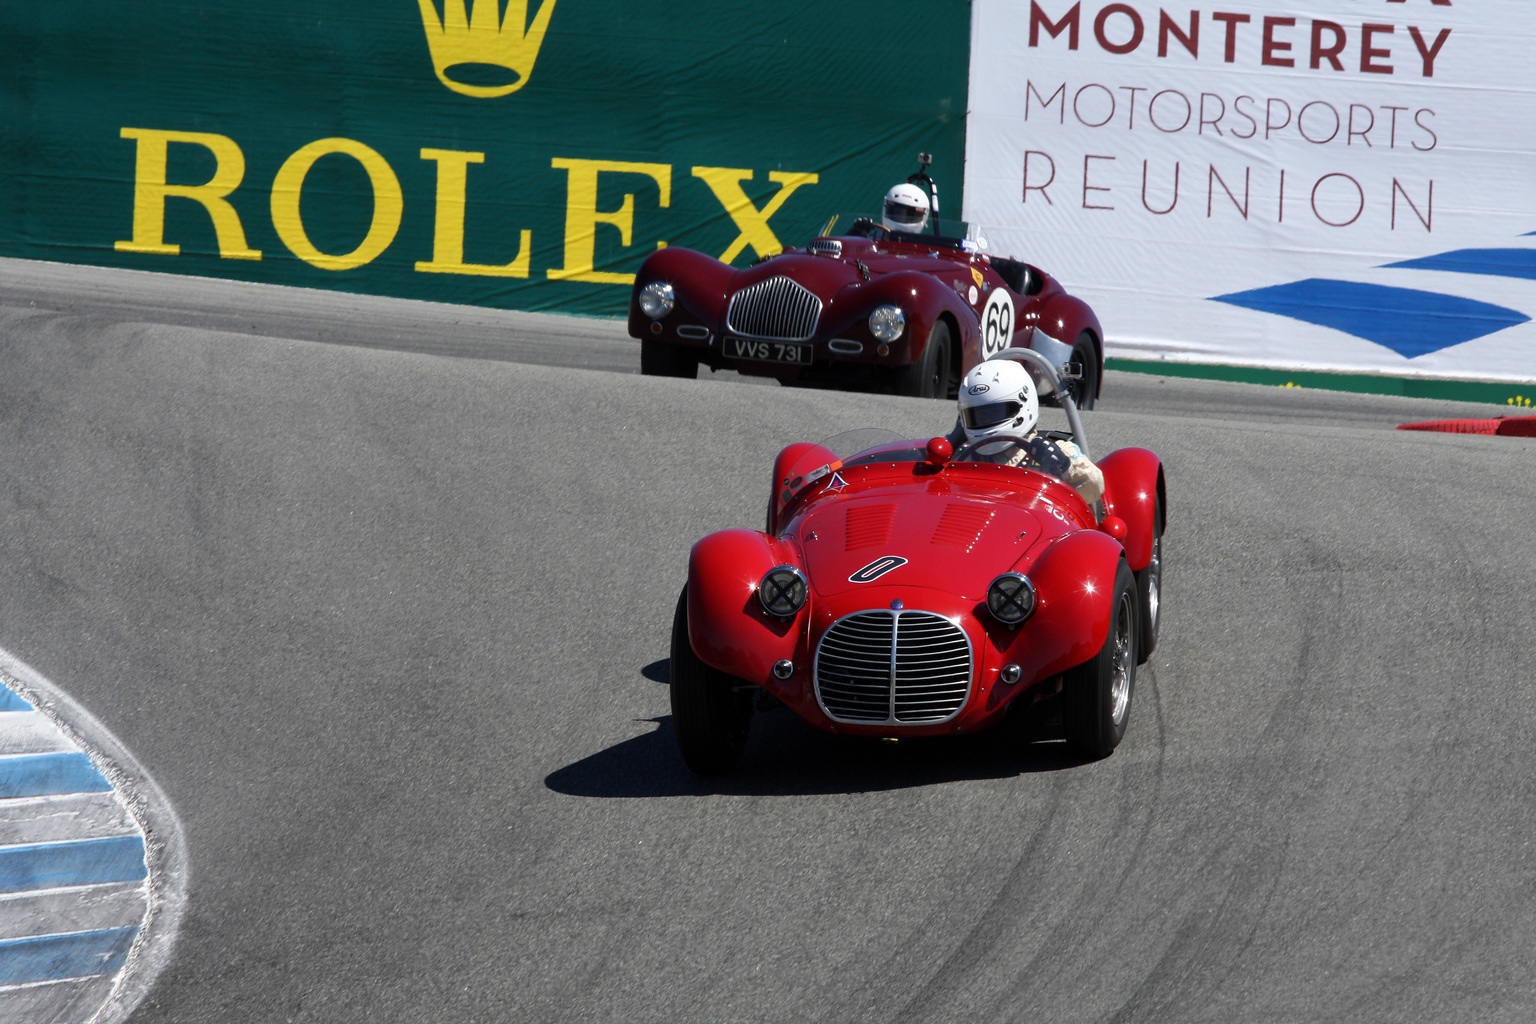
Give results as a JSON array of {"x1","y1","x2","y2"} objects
[{"x1": 0, "y1": 1, "x2": 971, "y2": 317}]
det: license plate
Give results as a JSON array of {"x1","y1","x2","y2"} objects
[{"x1": 726, "y1": 337, "x2": 813, "y2": 365}]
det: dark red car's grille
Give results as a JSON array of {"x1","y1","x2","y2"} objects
[
  {"x1": 726, "y1": 276, "x2": 822, "y2": 341},
  {"x1": 815, "y1": 611, "x2": 972, "y2": 724}
]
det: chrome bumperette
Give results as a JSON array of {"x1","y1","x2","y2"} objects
[
  {"x1": 726, "y1": 276, "x2": 823, "y2": 341},
  {"x1": 676, "y1": 324, "x2": 711, "y2": 341},
  {"x1": 828, "y1": 338, "x2": 864, "y2": 355},
  {"x1": 814, "y1": 610, "x2": 972, "y2": 725}
]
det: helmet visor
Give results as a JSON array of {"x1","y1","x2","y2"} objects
[
  {"x1": 884, "y1": 198, "x2": 927, "y2": 227},
  {"x1": 963, "y1": 400, "x2": 1022, "y2": 431}
]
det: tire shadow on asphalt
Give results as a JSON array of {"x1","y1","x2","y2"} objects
[{"x1": 545, "y1": 661, "x2": 1090, "y2": 798}]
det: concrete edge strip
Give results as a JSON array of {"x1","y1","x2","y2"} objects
[
  {"x1": 0, "y1": 647, "x2": 187, "y2": 1024},
  {"x1": 1106, "y1": 357, "x2": 1536, "y2": 405}
]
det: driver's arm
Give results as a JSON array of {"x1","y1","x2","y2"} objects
[{"x1": 1054, "y1": 438, "x2": 1104, "y2": 503}]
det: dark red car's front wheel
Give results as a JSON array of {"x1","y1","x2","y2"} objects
[
  {"x1": 669, "y1": 587, "x2": 753, "y2": 774},
  {"x1": 641, "y1": 338, "x2": 698, "y2": 378},
  {"x1": 893, "y1": 321, "x2": 954, "y2": 399}
]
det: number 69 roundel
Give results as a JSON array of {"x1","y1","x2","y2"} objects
[{"x1": 980, "y1": 290, "x2": 1015, "y2": 359}]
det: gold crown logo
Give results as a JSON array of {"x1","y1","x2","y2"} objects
[{"x1": 417, "y1": 0, "x2": 559, "y2": 98}]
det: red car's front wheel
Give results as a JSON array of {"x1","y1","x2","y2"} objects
[
  {"x1": 669, "y1": 587, "x2": 753, "y2": 775},
  {"x1": 1062, "y1": 560, "x2": 1137, "y2": 759}
]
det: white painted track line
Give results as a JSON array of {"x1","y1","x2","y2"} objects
[
  {"x1": 0, "y1": 716, "x2": 74, "y2": 757},
  {"x1": 0, "y1": 885, "x2": 150, "y2": 939},
  {"x1": 0, "y1": 974, "x2": 119, "y2": 1024},
  {"x1": 0, "y1": 794, "x2": 139, "y2": 847}
]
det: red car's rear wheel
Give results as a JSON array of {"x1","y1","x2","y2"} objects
[
  {"x1": 1135, "y1": 492, "x2": 1163, "y2": 664},
  {"x1": 669, "y1": 587, "x2": 753, "y2": 774}
]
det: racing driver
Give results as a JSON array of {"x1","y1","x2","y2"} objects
[
  {"x1": 881, "y1": 182, "x2": 931, "y2": 233},
  {"x1": 950, "y1": 359, "x2": 1104, "y2": 503}
]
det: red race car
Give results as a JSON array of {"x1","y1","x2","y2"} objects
[
  {"x1": 670, "y1": 350, "x2": 1163, "y2": 774},
  {"x1": 630, "y1": 163, "x2": 1105, "y2": 406}
]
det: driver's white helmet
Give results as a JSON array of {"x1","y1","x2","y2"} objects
[
  {"x1": 882, "y1": 183, "x2": 930, "y2": 233},
  {"x1": 959, "y1": 359, "x2": 1039, "y2": 443}
]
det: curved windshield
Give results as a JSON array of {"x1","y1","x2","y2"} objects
[
  {"x1": 952, "y1": 434, "x2": 1072, "y2": 481},
  {"x1": 823, "y1": 214, "x2": 981, "y2": 252},
  {"x1": 802, "y1": 428, "x2": 934, "y2": 468},
  {"x1": 815, "y1": 428, "x2": 914, "y2": 463}
]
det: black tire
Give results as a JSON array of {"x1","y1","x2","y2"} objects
[
  {"x1": 1134, "y1": 491, "x2": 1163, "y2": 664},
  {"x1": 641, "y1": 338, "x2": 698, "y2": 378},
  {"x1": 893, "y1": 321, "x2": 953, "y2": 399},
  {"x1": 669, "y1": 587, "x2": 753, "y2": 774},
  {"x1": 1068, "y1": 332, "x2": 1099, "y2": 410},
  {"x1": 1062, "y1": 560, "x2": 1137, "y2": 759}
]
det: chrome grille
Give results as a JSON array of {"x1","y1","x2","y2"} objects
[
  {"x1": 815, "y1": 611, "x2": 972, "y2": 725},
  {"x1": 726, "y1": 276, "x2": 822, "y2": 341}
]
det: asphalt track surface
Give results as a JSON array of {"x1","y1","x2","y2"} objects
[{"x1": 2, "y1": 257, "x2": 1534, "y2": 1023}]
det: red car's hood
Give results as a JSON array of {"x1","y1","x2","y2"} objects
[{"x1": 797, "y1": 490, "x2": 1044, "y2": 600}]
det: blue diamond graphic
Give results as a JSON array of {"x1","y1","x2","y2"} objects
[
  {"x1": 1212, "y1": 279, "x2": 1529, "y2": 358},
  {"x1": 1384, "y1": 248, "x2": 1536, "y2": 281}
]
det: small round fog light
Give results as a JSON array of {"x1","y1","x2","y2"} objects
[
  {"x1": 999, "y1": 664, "x2": 1022, "y2": 685},
  {"x1": 773, "y1": 659, "x2": 794, "y2": 680}
]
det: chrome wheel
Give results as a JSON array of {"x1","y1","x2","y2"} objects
[
  {"x1": 1145, "y1": 532, "x2": 1161, "y2": 636},
  {"x1": 1109, "y1": 591, "x2": 1135, "y2": 727}
]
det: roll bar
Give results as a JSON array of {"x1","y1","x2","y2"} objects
[{"x1": 990, "y1": 347, "x2": 1091, "y2": 459}]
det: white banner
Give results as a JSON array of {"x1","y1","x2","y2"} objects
[{"x1": 963, "y1": 0, "x2": 1536, "y2": 382}]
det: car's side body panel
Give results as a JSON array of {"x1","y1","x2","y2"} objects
[
  {"x1": 1035, "y1": 292, "x2": 1105, "y2": 382},
  {"x1": 687, "y1": 529, "x2": 803, "y2": 684},
  {"x1": 1098, "y1": 447, "x2": 1164, "y2": 572}
]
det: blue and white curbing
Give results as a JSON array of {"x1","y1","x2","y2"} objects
[{"x1": 0, "y1": 648, "x2": 186, "y2": 1024}]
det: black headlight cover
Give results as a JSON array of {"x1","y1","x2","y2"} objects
[
  {"x1": 986, "y1": 572, "x2": 1036, "y2": 625},
  {"x1": 758, "y1": 565, "x2": 808, "y2": 617}
]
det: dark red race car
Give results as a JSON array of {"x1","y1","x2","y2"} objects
[
  {"x1": 629, "y1": 187, "x2": 1105, "y2": 406},
  {"x1": 670, "y1": 350, "x2": 1164, "y2": 774}
]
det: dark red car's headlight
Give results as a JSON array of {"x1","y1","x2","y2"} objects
[
  {"x1": 638, "y1": 281, "x2": 675, "y2": 319},
  {"x1": 868, "y1": 304, "x2": 905, "y2": 342}
]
